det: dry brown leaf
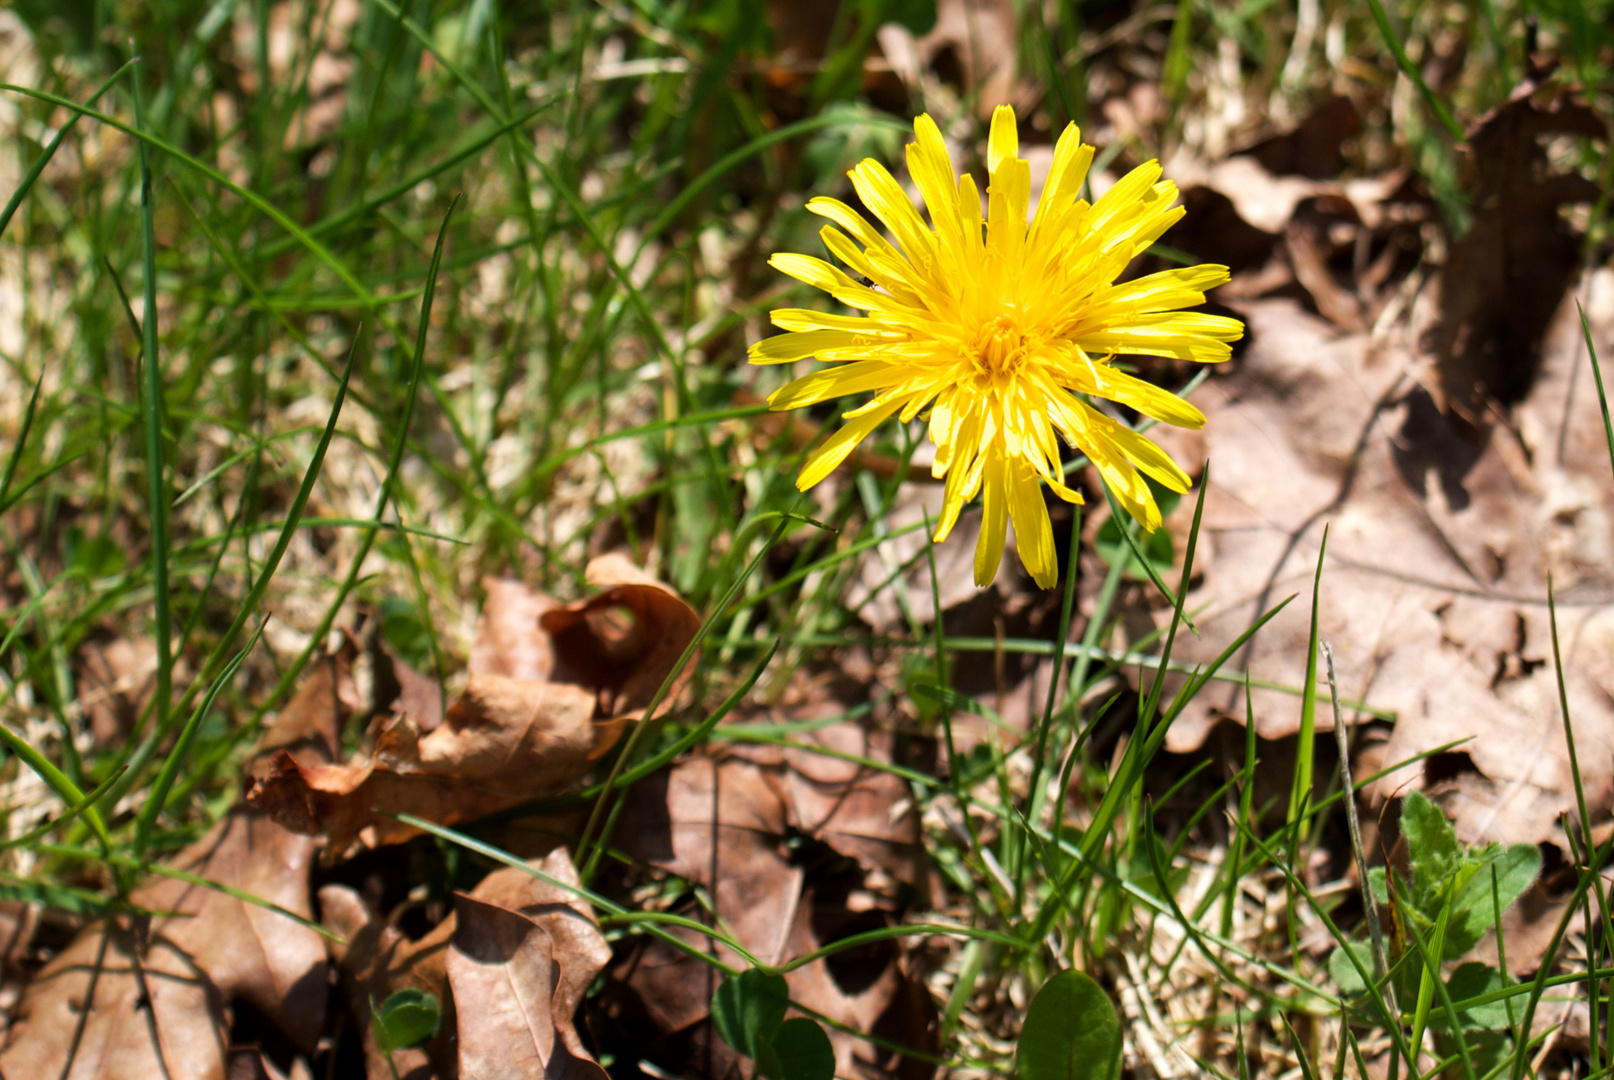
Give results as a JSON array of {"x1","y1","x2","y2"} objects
[
  {"x1": 0, "y1": 655, "x2": 346, "y2": 1079},
  {"x1": 77, "y1": 636, "x2": 158, "y2": 746},
  {"x1": 1429, "y1": 79, "x2": 1606, "y2": 417},
  {"x1": 322, "y1": 848, "x2": 609, "y2": 1080},
  {"x1": 540, "y1": 553, "x2": 703, "y2": 721},
  {"x1": 776, "y1": 724, "x2": 929, "y2": 895},
  {"x1": 460, "y1": 849, "x2": 611, "y2": 1059},
  {"x1": 913, "y1": 0, "x2": 1025, "y2": 116},
  {"x1": 320, "y1": 883, "x2": 457, "y2": 1080},
  {"x1": 248, "y1": 559, "x2": 698, "y2": 854},
  {"x1": 607, "y1": 728, "x2": 932, "y2": 1078},
  {"x1": 471, "y1": 578, "x2": 559, "y2": 683},
  {"x1": 1143, "y1": 77, "x2": 1612, "y2": 861},
  {"x1": 781, "y1": 884, "x2": 938, "y2": 1080},
  {"x1": 373, "y1": 638, "x2": 446, "y2": 732},
  {"x1": 0, "y1": 918, "x2": 230, "y2": 1080},
  {"x1": 619, "y1": 752, "x2": 802, "y2": 971},
  {"x1": 1151, "y1": 280, "x2": 1614, "y2": 854},
  {"x1": 447, "y1": 894, "x2": 608, "y2": 1080},
  {"x1": 0, "y1": 899, "x2": 36, "y2": 984},
  {"x1": 250, "y1": 679, "x2": 619, "y2": 855}
]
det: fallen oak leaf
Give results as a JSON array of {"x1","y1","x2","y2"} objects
[
  {"x1": 0, "y1": 917, "x2": 229, "y2": 1080},
  {"x1": 461, "y1": 849, "x2": 612, "y2": 1049},
  {"x1": 249, "y1": 558, "x2": 698, "y2": 854},
  {"x1": 448, "y1": 895, "x2": 607, "y2": 1080},
  {"x1": 540, "y1": 553, "x2": 703, "y2": 721},
  {"x1": 321, "y1": 848, "x2": 610, "y2": 1080},
  {"x1": 1150, "y1": 288, "x2": 1614, "y2": 858},
  {"x1": 0, "y1": 654, "x2": 348, "y2": 1079},
  {"x1": 320, "y1": 883, "x2": 456, "y2": 1080},
  {"x1": 251, "y1": 679, "x2": 620, "y2": 855},
  {"x1": 606, "y1": 730, "x2": 933, "y2": 1079}
]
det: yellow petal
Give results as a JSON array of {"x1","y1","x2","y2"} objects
[
  {"x1": 1007, "y1": 457, "x2": 1056, "y2": 588},
  {"x1": 935, "y1": 410, "x2": 985, "y2": 540},
  {"x1": 957, "y1": 172, "x2": 984, "y2": 263},
  {"x1": 769, "y1": 252, "x2": 889, "y2": 311},
  {"x1": 1039, "y1": 123, "x2": 1093, "y2": 215},
  {"x1": 1087, "y1": 161, "x2": 1162, "y2": 237},
  {"x1": 806, "y1": 196, "x2": 892, "y2": 255},
  {"x1": 986, "y1": 105, "x2": 1018, "y2": 176},
  {"x1": 849, "y1": 159, "x2": 937, "y2": 271},
  {"x1": 1083, "y1": 436, "x2": 1161, "y2": 530},
  {"x1": 1096, "y1": 265, "x2": 1231, "y2": 312},
  {"x1": 1076, "y1": 312, "x2": 1243, "y2": 363},
  {"x1": 769, "y1": 252, "x2": 858, "y2": 294},
  {"x1": 770, "y1": 308, "x2": 898, "y2": 334},
  {"x1": 1087, "y1": 367, "x2": 1208, "y2": 429},
  {"x1": 796, "y1": 397, "x2": 903, "y2": 490},
  {"x1": 974, "y1": 451, "x2": 1008, "y2": 586},
  {"x1": 986, "y1": 157, "x2": 1031, "y2": 270},
  {"x1": 909, "y1": 114, "x2": 962, "y2": 244},
  {"x1": 768, "y1": 359, "x2": 901, "y2": 410},
  {"x1": 1076, "y1": 399, "x2": 1191, "y2": 492},
  {"x1": 749, "y1": 330, "x2": 866, "y2": 365}
]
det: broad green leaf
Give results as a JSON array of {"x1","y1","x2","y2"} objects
[
  {"x1": 1445, "y1": 843, "x2": 1540, "y2": 958},
  {"x1": 1401, "y1": 791, "x2": 1461, "y2": 911},
  {"x1": 1437, "y1": 962, "x2": 1513, "y2": 1031},
  {"x1": 768, "y1": 1017, "x2": 835, "y2": 1080},
  {"x1": 373, "y1": 988, "x2": 441, "y2": 1051},
  {"x1": 713, "y1": 969, "x2": 790, "y2": 1061},
  {"x1": 1368, "y1": 867, "x2": 1389, "y2": 905},
  {"x1": 885, "y1": 0, "x2": 938, "y2": 35},
  {"x1": 1328, "y1": 941, "x2": 1373, "y2": 997},
  {"x1": 1017, "y1": 969, "x2": 1122, "y2": 1080}
]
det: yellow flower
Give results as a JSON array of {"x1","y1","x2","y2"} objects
[{"x1": 750, "y1": 105, "x2": 1243, "y2": 589}]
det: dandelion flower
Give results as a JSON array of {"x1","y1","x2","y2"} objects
[{"x1": 749, "y1": 105, "x2": 1244, "y2": 589}]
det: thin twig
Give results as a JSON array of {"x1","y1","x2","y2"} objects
[{"x1": 1326, "y1": 643, "x2": 1396, "y2": 1017}]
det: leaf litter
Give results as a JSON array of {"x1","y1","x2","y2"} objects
[
  {"x1": 1143, "y1": 79, "x2": 1614, "y2": 916},
  {"x1": 5, "y1": 3, "x2": 1614, "y2": 1077},
  {"x1": 245, "y1": 554, "x2": 698, "y2": 855},
  {"x1": 0, "y1": 654, "x2": 344, "y2": 1079}
]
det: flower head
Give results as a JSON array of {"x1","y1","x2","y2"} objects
[{"x1": 750, "y1": 105, "x2": 1243, "y2": 589}]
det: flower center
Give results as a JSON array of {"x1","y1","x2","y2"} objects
[{"x1": 974, "y1": 313, "x2": 1031, "y2": 379}]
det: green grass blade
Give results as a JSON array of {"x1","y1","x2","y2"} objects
[
  {"x1": 0, "y1": 367, "x2": 44, "y2": 510},
  {"x1": 0, "y1": 59, "x2": 136, "y2": 241},
  {"x1": 99, "y1": 339, "x2": 360, "y2": 816},
  {"x1": 133, "y1": 620, "x2": 264, "y2": 855},
  {"x1": 1288, "y1": 525, "x2": 1329, "y2": 828},
  {"x1": 133, "y1": 67, "x2": 175, "y2": 750},
  {"x1": 254, "y1": 198, "x2": 456, "y2": 719},
  {"x1": 576, "y1": 514, "x2": 797, "y2": 881},
  {"x1": 1581, "y1": 301, "x2": 1614, "y2": 477},
  {"x1": 1364, "y1": 0, "x2": 1465, "y2": 139},
  {"x1": 0, "y1": 767, "x2": 126, "y2": 851}
]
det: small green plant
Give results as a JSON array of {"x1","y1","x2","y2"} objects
[
  {"x1": 1016, "y1": 969, "x2": 1123, "y2": 1080},
  {"x1": 712, "y1": 969, "x2": 835, "y2": 1080},
  {"x1": 370, "y1": 988, "x2": 443, "y2": 1052},
  {"x1": 1329, "y1": 790, "x2": 1540, "y2": 1065}
]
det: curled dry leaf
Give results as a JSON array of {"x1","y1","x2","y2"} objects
[
  {"x1": 322, "y1": 848, "x2": 610, "y2": 1080},
  {"x1": 539, "y1": 553, "x2": 703, "y2": 722},
  {"x1": 0, "y1": 654, "x2": 348, "y2": 1080},
  {"x1": 248, "y1": 557, "x2": 698, "y2": 854}
]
